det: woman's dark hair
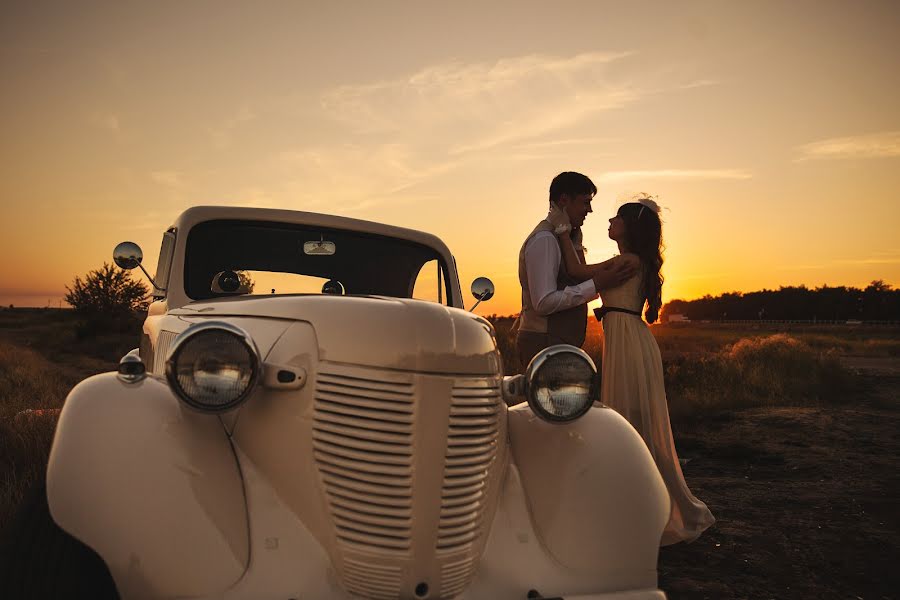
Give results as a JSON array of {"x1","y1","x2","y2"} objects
[{"x1": 617, "y1": 200, "x2": 664, "y2": 323}]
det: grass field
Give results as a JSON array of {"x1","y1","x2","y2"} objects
[
  {"x1": 487, "y1": 316, "x2": 884, "y2": 412},
  {"x1": 1, "y1": 308, "x2": 897, "y2": 599},
  {"x1": 0, "y1": 309, "x2": 140, "y2": 529}
]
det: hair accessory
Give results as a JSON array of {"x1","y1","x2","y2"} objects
[
  {"x1": 635, "y1": 196, "x2": 662, "y2": 214},
  {"x1": 637, "y1": 205, "x2": 646, "y2": 220}
]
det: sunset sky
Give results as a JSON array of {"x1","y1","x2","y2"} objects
[{"x1": 2, "y1": 1, "x2": 899, "y2": 315}]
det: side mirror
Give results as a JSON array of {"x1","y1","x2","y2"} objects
[
  {"x1": 113, "y1": 242, "x2": 143, "y2": 270},
  {"x1": 469, "y1": 277, "x2": 495, "y2": 311},
  {"x1": 113, "y1": 241, "x2": 163, "y2": 291}
]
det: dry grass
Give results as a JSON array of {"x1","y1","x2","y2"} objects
[
  {"x1": 664, "y1": 333, "x2": 852, "y2": 417},
  {"x1": 0, "y1": 309, "x2": 142, "y2": 530},
  {"x1": 0, "y1": 341, "x2": 70, "y2": 528},
  {"x1": 488, "y1": 317, "x2": 857, "y2": 414}
]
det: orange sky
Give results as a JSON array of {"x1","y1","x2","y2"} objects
[{"x1": 2, "y1": 1, "x2": 899, "y2": 315}]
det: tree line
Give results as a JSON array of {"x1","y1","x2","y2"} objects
[
  {"x1": 55, "y1": 263, "x2": 900, "y2": 324},
  {"x1": 661, "y1": 280, "x2": 899, "y2": 322}
]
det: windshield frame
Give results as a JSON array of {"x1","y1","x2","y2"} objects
[{"x1": 182, "y1": 219, "x2": 456, "y2": 306}]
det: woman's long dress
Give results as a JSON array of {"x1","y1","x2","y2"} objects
[{"x1": 599, "y1": 272, "x2": 715, "y2": 545}]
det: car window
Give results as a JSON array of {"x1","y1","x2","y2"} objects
[
  {"x1": 184, "y1": 220, "x2": 453, "y2": 305},
  {"x1": 153, "y1": 229, "x2": 176, "y2": 299},
  {"x1": 411, "y1": 259, "x2": 446, "y2": 304},
  {"x1": 228, "y1": 271, "x2": 332, "y2": 295}
]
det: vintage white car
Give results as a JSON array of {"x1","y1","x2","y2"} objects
[{"x1": 30, "y1": 207, "x2": 670, "y2": 599}]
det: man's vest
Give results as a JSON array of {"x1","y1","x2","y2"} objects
[{"x1": 517, "y1": 220, "x2": 588, "y2": 347}]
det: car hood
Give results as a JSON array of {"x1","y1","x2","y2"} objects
[{"x1": 169, "y1": 295, "x2": 501, "y2": 375}]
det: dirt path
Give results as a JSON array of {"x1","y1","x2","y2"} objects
[{"x1": 658, "y1": 367, "x2": 899, "y2": 599}]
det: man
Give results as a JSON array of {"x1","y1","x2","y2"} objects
[{"x1": 516, "y1": 171, "x2": 636, "y2": 367}]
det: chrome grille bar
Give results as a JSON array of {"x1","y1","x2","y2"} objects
[
  {"x1": 313, "y1": 367, "x2": 414, "y2": 557},
  {"x1": 437, "y1": 379, "x2": 501, "y2": 555}
]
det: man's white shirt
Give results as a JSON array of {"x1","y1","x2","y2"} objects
[{"x1": 524, "y1": 229, "x2": 598, "y2": 316}]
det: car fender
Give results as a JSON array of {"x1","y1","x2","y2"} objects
[
  {"x1": 465, "y1": 404, "x2": 669, "y2": 598},
  {"x1": 46, "y1": 373, "x2": 249, "y2": 599}
]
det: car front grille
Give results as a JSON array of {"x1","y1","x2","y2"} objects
[
  {"x1": 153, "y1": 331, "x2": 177, "y2": 374},
  {"x1": 440, "y1": 556, "x2": 477, "y2": 599},
  {"x1": 437, "y1": 380, "x2": 502, "y2": 553},
  {"x1": 312, "y1": 367, "x2": 415, "y2": 555},
  {"x1": 312, "y1": 364, "x2": 502, "y2": 599},
  {"x1": 343, "y1": 557, "x2": 402, "y2": 600}
]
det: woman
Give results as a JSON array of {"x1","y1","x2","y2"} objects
[{"x1": 549, "y1": 198, "x2": 715, "y2": 545}]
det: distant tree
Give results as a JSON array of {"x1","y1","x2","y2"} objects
[
  {"x1": 64, "y1": 263, "x2": 149, "y2": 331},
  {"x1": 866, "y1": 279, "x2": 891, "y2": 293},
  {"x1": 662, "y1": 280, "x2": 899, "y2": 322}
]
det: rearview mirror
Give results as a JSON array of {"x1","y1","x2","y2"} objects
[{"x1": 303, "y1": 240, "x2": 336, "y2": 256}]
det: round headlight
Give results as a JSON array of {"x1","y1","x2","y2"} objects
[
  {"x1": 525, "y1": 345, "x2": 598, "y2": 423},
  {"x1": 165, "y1": 322, "x2": 261, "y2": 413}
]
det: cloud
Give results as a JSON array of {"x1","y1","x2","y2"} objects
[
  {"x1": 510, "y1": 137, "x2": 618, "y2": 150},
  {"x1": 597, "y1": 169, "x2": 752, "y2": 182},
  {"x1": 675, "y1": 79, "x2": 718, "y2": 90},
  {"x1": 209, "y1": 107, "x2": 258, "y2": 150},
  {"x1": 780, "y1": 252, "x2": 900, "y2": 270},
  {"x1": 216, "y1": 187, "x2": 278, "y2": 209},
  {"x1": 796, "y1": 131, "x2": 900, "y2": 161},
  {"x1": 320, "y1": 52, "x2": 640, "y2": 156},
  {"x1": 150, "y1": 171, "x2": 183, "y2": 187},
  {"x1": 273, "y1": 144, "x2": 458, "y2": 208},
  {"x1": 674, "y1": 272, "x2": 730, "y2": 280},
  {"x1": 214, "y1": 52, "x2": 721, "y2": 210},
  {"x1": 834, "y1": 256, "x2": 900, "y2": 266},
  {"x1": 91, "y1": 113, "x2": 121, "y2": 133}
]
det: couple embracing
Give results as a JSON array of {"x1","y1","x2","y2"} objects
[{"x1": 516, "y1": 171, "x2": 715, "y2": 546}]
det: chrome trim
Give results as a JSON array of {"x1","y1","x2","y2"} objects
[
  {"x1": 153, "y1": 331, "x2": 177, "y2": 375},
  {"x1": 501, "y1": 374, "x2": 526, "y2": 405},
  {"x1": 117, "y1": 354, "x2": 146, "y2": 384}
]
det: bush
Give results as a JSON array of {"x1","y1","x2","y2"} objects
[
  {"x1": 64, "y1": 263, "x2": 148, "y2": 334},
  {"x1": 665, "y1": 334, "x2": 851, "y2": 414},
  {"x1": 485, "y1": 315, "x2": 521, "y2": 375}
]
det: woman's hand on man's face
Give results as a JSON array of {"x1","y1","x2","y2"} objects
[{"x1": 547, "y1": 202, "x2": 572, "y2": 235}]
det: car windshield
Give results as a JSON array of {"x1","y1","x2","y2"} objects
[{"x1": 184, "y1": 220, "x2": 452, "y2": 304}]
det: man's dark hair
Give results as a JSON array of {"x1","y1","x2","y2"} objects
[{"x1": 548, "y1": 171, "x2": 597, "y2": 205}]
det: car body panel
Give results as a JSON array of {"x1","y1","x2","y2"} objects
[
  {"x1": 48, "y1": 374, "x2": 666, "y2": 600},
  {"x1": 167, "y1": 295, "x2": 501, "y2": 375},
  {"x1": 46, "y1": 373, "x2": 248, "y2": 599}
]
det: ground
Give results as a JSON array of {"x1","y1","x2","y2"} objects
[
  {"x1": 659, "y1": 359, "x2": 899, "y2": 600},
  {"x1": 1, "y1": 310, "x2": 898, "y2": 599}
]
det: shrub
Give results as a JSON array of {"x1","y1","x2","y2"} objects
[
  {"x1": 485, "y1": 315, "x2": 521, "y2": 375},
  {"x1": 64, "y1": 263, "x2": 148, "y2": 334},
  {"x1": 665, "y1": 334, "x2": 851, "y2": 415}
]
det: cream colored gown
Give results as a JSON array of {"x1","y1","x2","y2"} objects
[{"x1": 599, "y1": 272, "x2": 715, "y2": 546}]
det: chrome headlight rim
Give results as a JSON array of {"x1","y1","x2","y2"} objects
[
  {"x1": 165, "y1": 321, "x2": 262, "y2": 413},
  {"x1": 525, "y1": 344, "x2": 598, "y2": 423}
]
